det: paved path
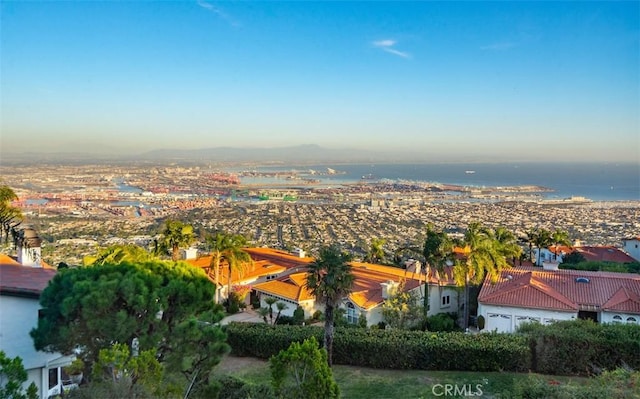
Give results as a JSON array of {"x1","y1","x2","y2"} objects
[{"x1": 220, "y1": 308, "x2": 263, "y2": 325}]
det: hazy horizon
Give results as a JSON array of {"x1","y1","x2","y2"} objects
[{"x1": 1, "y1": 2, "x2": 638, "y2": 163}]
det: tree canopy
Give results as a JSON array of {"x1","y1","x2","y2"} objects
[
  {"x1": 30, "y1": 260, "x2": 223, "y2": 368},
  {"x1": 0, "y1": 184, "x2": 22, "y2": 246},
  {"x1": 158, "y1": 220, "x2": 195, "y2": 261}
]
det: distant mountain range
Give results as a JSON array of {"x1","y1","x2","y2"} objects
[{"x1": 2, "y1": 145, "x2": 442, "y2": 165}]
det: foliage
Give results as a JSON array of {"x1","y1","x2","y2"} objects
[
  {"x1": 477, "y1": 315, "x2": 485, "y2": 330},
  {"x1": 158, "y1": 220, "x2": 195, "y2": 261},
  {"x1": 30, "y1": 260, "x2": 220, "y2": 367},
  {"x1": 423, "y1": 313, "x2": 459, "y2": 332},
  {"x1": 226, "y1": 292, "x2": 242, "y2": 314},
  {"x1": 293, "y1": 306, "x2": 305, "y2": 325},
  {"x1": 259, "y1": 298, "x2": 288, "y2": 325},
  {"x1": 0, "y1": 184, "x2": 23, "y2": 246},
  {"x1": 63, "y1": 358, "x2": 85, "y2": 375},
  {"x1": 365, "y1": 237, "x2": 386, "y2": 264},
  {"x1": 206, "y1": 231, "x2": 252, "y2": 304},
  {"x1": 225, "y1": 323, "x2": 530, "y2": 372},
  {"x1": 270, "y1": 337, "x2": 339, "y2": 399},
  {"x1": 0, "y1": 351, "x2": 38, "y2": 399},
  {"x1": 305, "y1": 245, "x2": 355, "y2": 366},
  {"x1": 211, "y1": 375, "x2": 275, "y2": 399},
  {"x1": 91, "y1": 343, "x2": 163, "y2": 397},
  {"x1": 83, "y1": 244, "x2": 154, "y2": 266},
  {"x1": 163, "y1": 312, "x2": 230, "y2": 398},
  {"x1": 559, "y1": 260, "x2": 640, "y2": 274},
  {"x1": 550, "y1": 228, "x2": 572, "y2": 260},
  {"x1": 358, "y1": 312, "x2": 368, "y2": 328},
  {"x1": 518, "y1": 319, "x2": 640, "y2": 375},
  {"x1": 499, "y1": 368, "x2": 640, "y2": 399},
  {"x1": 561, "y1": 251, "x2": 587, "y2": 265},
  {"x1": 381, "y1": 281, "x2": 422, "y2": 329}
]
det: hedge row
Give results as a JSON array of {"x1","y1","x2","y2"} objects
[
  {"x1": 518, "y1": 319, "x2": 640, "y2": 375},
  {"x1": 224, "y1": 323, "x2": 530, "y2": 372}
]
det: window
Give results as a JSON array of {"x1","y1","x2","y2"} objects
[
  {"x1": 49, "y1": 367, "x2": 59, "y2": 389},
  {"x1": 613, "y1": 315, "x2": 623, "y2": 323},
  {"x1": 441, "y1": 295, "x2": 450, "y2": 307},
  {"x1": 346, "y1": 302, "x2": 358, "y2": 324},
  {"x1": 627, "y1": 317, "x2": 637, "y2": 324}
]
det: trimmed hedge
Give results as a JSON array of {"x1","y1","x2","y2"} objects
[
  {"x1": 519, "y1": 319, "x2": 640, "y2": 375},
  {"x1": 224, "y1": 323, "x2": 530, "y2": 372}
]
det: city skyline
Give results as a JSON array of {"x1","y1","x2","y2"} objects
[{"x1": 1, "y1": 1, "x2": 639, "y2": 163}]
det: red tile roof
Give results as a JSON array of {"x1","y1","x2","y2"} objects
[
  {"x1": 479, "y1": 267, "x2": 640, "y2": 314},
  {"x1": 574, "y1": 246, "x2": 637, "y2": 263},
  {"x1": 0, "y1": 261, "x2": 56, "y2": 298}
]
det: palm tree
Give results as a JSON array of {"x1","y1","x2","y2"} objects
[
  {"x1": 84, "y1": 244, "x2": 154, "y2": 266},
  {"x1": 532, "y1": 228, "x2": 552, "y2": 266},
  {"x1": 421, "y1": 224, "x2": 453, "y2": 315},
  {"x1": 490, "y1": 226, "x2": 522, "y2": 265},
  {"x1": 365, "y1": 238, "x2": 386, "y2": 263},
  {"x1": 0, "y1": 184, "x2": 22, "y2": 246},
  {"x1": 524, "y1": 228, "x2": 539, "y2": 263},
  {"x1": 305, "y1": 245, "x2": 355, "y2": 366},
  {"x1": 551, "y1": 228, "x2": 571, "y2": 261},
  {"x1": 206, "y1": 232, "x2": 252, "y2": 304},
  {"x1": 158, "y1": 220, "x2": 195, "y2": 261},
  {"x1": 454, "y1": 222, "x2": 511, "y2": 329}
]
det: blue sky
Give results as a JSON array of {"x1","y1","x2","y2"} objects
[{"x1": 1, "y1": 1, "x2": 638, "y2": 162}]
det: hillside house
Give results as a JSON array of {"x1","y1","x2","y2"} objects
[{"x1": 477, "y1": 267, "x2": 640, "y2": 333}]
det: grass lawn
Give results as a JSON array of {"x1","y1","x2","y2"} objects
[{"x1": 215, "y1": 355, "x2": 589, "y2": 398}]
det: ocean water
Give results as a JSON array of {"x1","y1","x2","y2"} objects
[{"x1": 248, "y1": 163, "x2": 640, "y2": 201}]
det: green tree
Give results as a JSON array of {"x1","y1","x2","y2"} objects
[
  {"x1": 561, "y1": 251, "x2": 587, "y2": 265},
  {"x1": 270, "y1": 336, "x2": 339, "y2": 399},
  {"x1": 91, "y1": 343, "x2": 164, "y2": 398},
  {"x1": 0, "y1": 351, "x2": 38, "y2": 399},
  {"x1": 30, "y1": 260, "x2": 222, "y2": 368},
  {"x1": 0, "y1": 184, "x2": 23, "y2": 247},
  {"x1": 206, "y1": 232, "x2": 252, "y2": 304},
  {"x1": 365, "y1": 237, "x2": 386, "y2": 264},
  {"x1": 83, "y1": 244, "x2": 155, "y2": 266},
  {"x1": 551, "y1": 228, "x2": 572, "y2": 260},
  {"x1": 164, "y1": 312, "x2": 230, "y2": 399},
  {"x1": 381, "y1": 281, "x2": 421, "y2": 329},
  {"x1": 454, "y1": 222, "x2": 511, "y2": 329},
  {"x1": 305, "y1": 246, "x2": 354, "y2": 366},
  {"x1": 490, "y1": 226, "x2": 523, "y2": 264},
  {"x1": 158, "y1": 220, "x2": 195, "y2": 261},
  {"x1": 420, "y1": 224, "x2": 453, "y2": 314},
  {"x1": 532, "y1": 227, "x2": 552, "y2": 266}
]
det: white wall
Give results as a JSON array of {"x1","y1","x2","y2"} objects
[
  {"x1": 0, "y1": 295, "x2": 74, "y2": 399},
  {"x1": 477, "y1": 303, "x2": 576, "y2": 333},
  {"x1": 601, "y1": 311, "x2": 640, "y2": 325},
  {"x1": 623, "y1": 239, "x2": 640, "y2": 262},
  {"x1": 258, "y1": 294, "x2": 315, "y2": 318},
  {"x1": 424, "y1": 285, "x2": 459, "y2": 317}
]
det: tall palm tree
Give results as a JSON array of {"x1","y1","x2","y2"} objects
[
  {"x1": 551, "y1": 228, "x2": 571, "y2": 260},
  {"x1": 365, "y1": 237, "x2": 386, "y2": 263},
  {"x1": 158, "y1": 220, "x2": 195, "y2": 261},
  {"x1": 0, "y1": 184, "x2": 22, "y2": 246},
  {"x1": 453, "y1": 222, "x2": 510, "y2": 329},
  {"x1": 524, "y1": 228, "x2": 539, "y2": 263},
  {"x1": 421, "y1": 224, "x2": 453, "y2": 315},
  {"x1": 206, "y1": 232, "x2": 252, "y2": 304},
  {"x1": 84, "y1": 244, "x2": 154, "y2": 266},
  {"x1": 305, "y1": 245, "x2": 354, "y2": 366},
  {"x1": 532, "y1": 228, "x2": 552, "y2": 266},
  {"x1": 490, "y1": 226, "x2": 522, "y2": 265}
]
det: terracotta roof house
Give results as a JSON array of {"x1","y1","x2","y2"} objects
[
  {"x1": 477, "y1": 267, "x2": 640, "y2": 333},
  {"x1": 251, "y1": 255, "x2": 460, "y2": 326},
  {"x1": 0, "y1": 229, "x2": 75, "y2": 398},
  {"x1": 534, "y1": 243, "x2": 637, "y2": 266}
]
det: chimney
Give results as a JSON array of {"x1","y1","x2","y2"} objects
[
  {"x1": 181, "y1": 247, "x2": 198, "y2": 260},
  {"x1": 542, "y1": 261, "x2": 559, "y2": 271},
  {"x1": 292, "y1": 248, "x2": 306, "y2": 258},
  {"x1": 16, "y1": 227, "x2": 43, "y2": 267},
  {"x1": 381, "y1": 280, "x2": 398, "y2": 299}
]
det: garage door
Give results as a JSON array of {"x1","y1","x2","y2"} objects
[
  {"x1": 515, "y1": 316, "x2": 540, "y2": 331},
  {"x1": 487, "y1": 313, "x2": 512, "y2": 332}
]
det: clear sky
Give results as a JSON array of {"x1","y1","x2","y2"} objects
[{"x1": 1, "y1": 1, "x2": 638, "y2": 162}]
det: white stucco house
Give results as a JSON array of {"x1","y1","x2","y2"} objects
[
  {"x1": 477, "y1": 266, "x2": 640, "y2": 333},
  {"x1": 0, "y1": 231, "x2": 75, "y2": 398},
  {"x1": 622, "y1": 236, "x2": 640, "y2": 263}
]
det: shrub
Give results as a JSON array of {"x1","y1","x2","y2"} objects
[
  {"x1": 477, "y1": 315, "x2": 485, "y2": 330},
  {"x1": 293, "y1": 306, "x2": 305, "y2": 325},
  {"x1": 225, "y1": 323, "x2": 529, "y2": 372},
  {"x1": 424, "y1": 313, "x2": 458, "y2": 332},
  {"x1": 312, "y1": 310, "x2": 323, "y2": 321}
]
